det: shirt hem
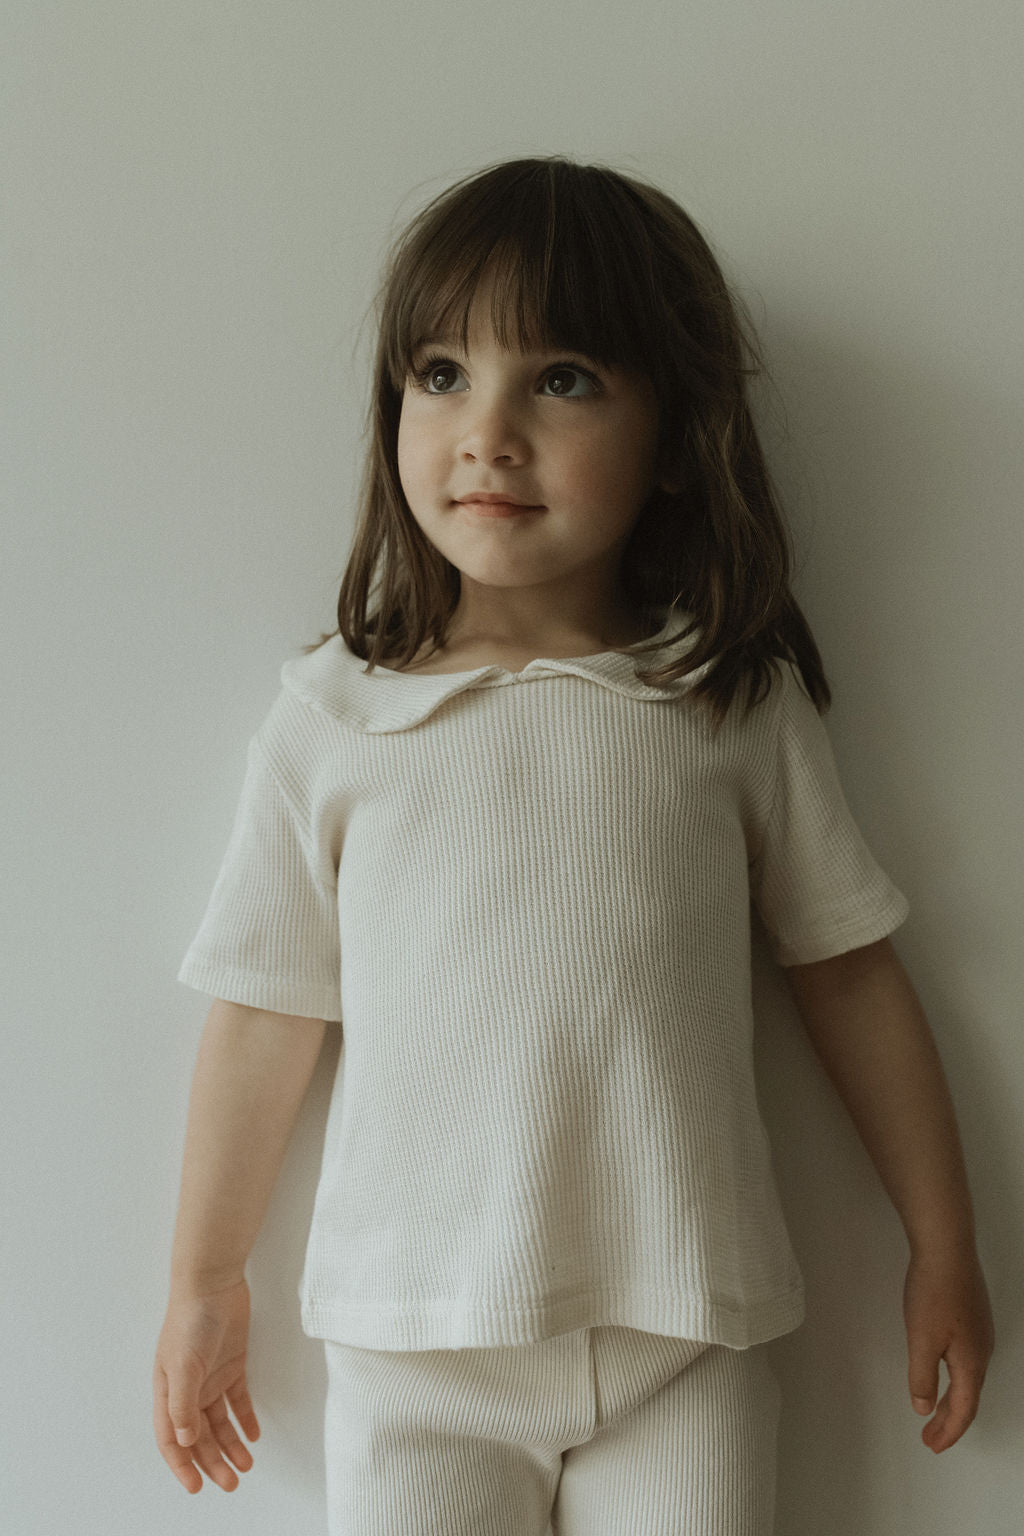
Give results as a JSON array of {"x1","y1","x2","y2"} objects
[
  {"x1": 773, "y1": 890, "x2": 909, "y2": 967},
  {"x1": 176, "y1": 958, "x2": 343, "y2": 1021},
  {"x1": 299, "y1": 1285, "x2": 806, "y2": 1352}
]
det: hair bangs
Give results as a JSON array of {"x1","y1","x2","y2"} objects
[{"x1": 383, "y1": 161, "x2": 664, "y2": 391}]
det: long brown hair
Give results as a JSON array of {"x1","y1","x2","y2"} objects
[{"x1": 303, "y1": 154, "x2": 830, "y2": 721}]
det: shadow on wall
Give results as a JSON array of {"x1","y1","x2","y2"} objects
[
  {"x1": 754, "y1": 921, "x2": 1018, "y2": 1533},
  {"x1": 748, "y1": 313, "x2": 1021, "y2": 1526},
  {"x1": 247, "y1": 1025, "x2": 341, "y2": 1510},
  {"x1": 754, "y1": 926, "x2": 905, "y2": 1534}
]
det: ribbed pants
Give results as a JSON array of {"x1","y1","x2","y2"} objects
[{"x1": 323, "y1": 1325, "x2": 780, "y2": 1535}]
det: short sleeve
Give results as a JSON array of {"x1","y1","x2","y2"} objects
[
  {"x1": 176, "y1": 733, "x2": 342, "y2": 1020},
  {"x1": 749, "y1": 666, "x2": 909, "y2": 966}
]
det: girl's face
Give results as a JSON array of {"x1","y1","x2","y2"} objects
[{"x1": 396, "y1": 276, "x2": 670, "y2": 638}]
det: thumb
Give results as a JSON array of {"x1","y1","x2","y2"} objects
[
  {"x1": 907, "y1": 1336, "x2": 940, "y2": 1416},
  {"x1": 168, "y1": 1353, "x2": 206, "y2": 1446}
]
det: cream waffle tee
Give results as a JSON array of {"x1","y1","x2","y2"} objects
[{"x1": 177, "y1": 606, "x2": 909, "y2": 1351}]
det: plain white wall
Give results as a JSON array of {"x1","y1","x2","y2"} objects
[{"x1": 4, "y1": 2, "x2": 1021, "y2": 1530}]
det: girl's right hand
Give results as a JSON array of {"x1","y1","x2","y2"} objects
[{"x1": 153, "y1": 1278, "x2": 261, "y2": 1493}]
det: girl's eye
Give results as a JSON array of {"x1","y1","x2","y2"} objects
[
  {"x1": 409, "y1": 355, "x2": 600, "y2": 399},
  {"x1": 543, "y1": 366, "x2": 598, "y2": 398},
  {"x1": 412, "y1": 357, "x2": 467, "y2": 395}
]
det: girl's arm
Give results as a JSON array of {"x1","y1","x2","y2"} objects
[
  {"x1": 168, "y1": 999, "x2": 327, "y2": 1296},
  {"x1": 154, "y1": 999, "x2": 327, "y2": 1493},
  {"x1": 784, "y1": 937, "x2": 995, "y2": 1453}
]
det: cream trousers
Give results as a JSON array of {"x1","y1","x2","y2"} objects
[{"x1": 323, "y1": 1324, "x2": 780, "y2": 1535}]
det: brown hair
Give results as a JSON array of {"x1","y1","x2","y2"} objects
[{"x1": 303, "y1": 154, "x2": 830, "y2": 721}]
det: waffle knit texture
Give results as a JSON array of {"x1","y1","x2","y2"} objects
[{"x1": 177, "y1": 606, "x2": 909, "y2": 1351}]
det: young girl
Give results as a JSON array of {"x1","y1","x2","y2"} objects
[{"x1": 154, "y1": 155, "x2": 994, "y2": 1534}]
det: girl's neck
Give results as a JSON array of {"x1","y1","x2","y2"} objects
[{"x1": 396, "y1": 610, "x2": 657, "y2": 676}]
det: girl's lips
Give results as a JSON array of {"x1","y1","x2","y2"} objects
[{"x1": 456, "y1": 499, "x2": 544, "y2": 518}]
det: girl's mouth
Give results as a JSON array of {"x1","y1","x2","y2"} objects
[{"x1": 456, "y1": 499, "x2": 544, "y2": 518}]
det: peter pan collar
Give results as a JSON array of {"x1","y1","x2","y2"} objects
[{"x1": 280, "y1": 604, "x2": 711, "y2": 734}]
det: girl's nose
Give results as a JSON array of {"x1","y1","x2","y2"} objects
[{"x1": 457, "y1": 394, "x2": 529, "y2": 464}]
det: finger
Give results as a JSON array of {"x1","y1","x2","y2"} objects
[
  {"x1": 206, "y1": 1396, "x2": 255, "y2": 1473},
  {"x1": 161, "y1": 1448, "x2": 204, "y2": 1494},
  {"x1": 156, "y1": 1432, "x2": 205, "y2": 1492},
  {"x1": 192, "y1": 1412, "x2": 241, "y2": 1493},
  {"x1": 224, "y1": 1377, "x2": 261, "y2": 1442}
]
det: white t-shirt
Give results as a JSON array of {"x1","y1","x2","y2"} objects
[{"x1": 177, "y1": 607, "x2": 908, "y2": 1351}]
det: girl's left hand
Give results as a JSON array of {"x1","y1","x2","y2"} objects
[{"x1": 903, "y1": 1245, "x2": 995, "y2": 1452}]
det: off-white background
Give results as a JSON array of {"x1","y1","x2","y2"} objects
[{"x1": 3, "y1": 2, "x2": 1021, "y2": 1531}]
